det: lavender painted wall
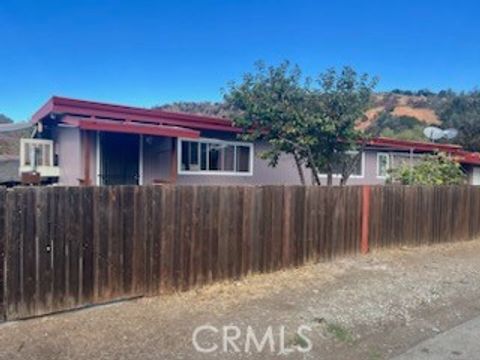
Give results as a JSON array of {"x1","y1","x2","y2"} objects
[
  {"x1": 54, "y1": 126, "x2": 82, "y2": 185},
  {"x1": 55, "y1": 128, "x2": 390, "y2": 186}
]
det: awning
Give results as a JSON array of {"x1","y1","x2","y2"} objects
[{"x1": 62, "y1": 116, "x2": 200, "y2": 139}]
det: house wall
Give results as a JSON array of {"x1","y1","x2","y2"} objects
[
  {"x1": 54, "y1": 126, "x2": 83, "y2": 185},
  {"x1": 143, "y1": 130, "x2": 389, "y2": 186},
  {"x1": 60, "y1": 127, "x2": 477, "y2": 187},
  {"x1": 65, "y1": 129, "x2": 392, "y2": 186}
]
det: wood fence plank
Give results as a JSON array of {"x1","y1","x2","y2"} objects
[{"x1": 3, "y1": 184, "x2": 480, "y2": 320}]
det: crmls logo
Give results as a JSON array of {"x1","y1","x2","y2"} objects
[{"x1": 192, "y1": 325, "x2": 313, "y2": 354}]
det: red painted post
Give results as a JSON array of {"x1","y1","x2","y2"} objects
[{"x1": 361, "y1": 185, "x2": 371, "y2": 254}]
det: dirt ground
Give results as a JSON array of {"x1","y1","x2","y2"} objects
[{"x1": 1, "y1": 240, "x2": 480, "y2": 360}]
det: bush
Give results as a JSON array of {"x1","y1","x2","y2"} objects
[{"x1": 388, "y1": 153, "x2": 466, "y2": 185}]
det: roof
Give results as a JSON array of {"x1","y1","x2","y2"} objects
[
  {"x1": 32, "y1": 96, "x2": 241, "y2": 133},
  {"x1": 367, "y1": 137, "x2": 480, "y2": 165},
  {"x1": 367, "y1": 137, "x2": 462, "y2": 152}
]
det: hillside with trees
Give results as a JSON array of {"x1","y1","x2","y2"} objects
[
  {"x1": 158, "y1": 89, "x2": 480, "y2": 151},
  {"x1": 0, "y1": 114, "x2": 31, "y2": 156}
]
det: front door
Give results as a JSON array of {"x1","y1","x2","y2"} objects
[{"x1": 100, "y1": 132, "x2": 140, "y2": 185}]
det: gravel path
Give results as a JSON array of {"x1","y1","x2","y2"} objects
[{"x1": 0, "y1": 240, "x2": 480, "y2": 359}]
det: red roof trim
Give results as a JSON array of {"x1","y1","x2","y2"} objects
[
  {"x1": 31, "y1": 98, "x2": 54, "y2": 124},
  {"x1": 368, "y1": 137, "x2": 480, "y2": 165},
  {"x1": 367, "y1": 137, "x2": 462, "y2": 152},
  {"x1": 33, "y1": 96, "x2": 241, "y2": 133},
  {"x1": 63, "y1": 117, "x2": 200, "y2": 139}
]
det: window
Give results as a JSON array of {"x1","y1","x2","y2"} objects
[
  {"x1": 377, "y1": 153, "x2": 390, "y2": 178},
  {"x1": 318, "y1": 151, "x2": 365, "y2": 178},
  {"x1": 178, "y1": 138, "x2": 253, "y2": 175},
  {"x1": 20, "y1": 139, "x2": 54, "y2": 168}
]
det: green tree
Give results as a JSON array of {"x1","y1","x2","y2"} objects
[
  {"x1": 368, "y1": 112, "x2": 425, "y2": 141},
  {"x1": 438, "y1": 91, "x2": 480, "y2": 151},
  {"x1": 224, "y1": 61, "x2": 310, "y2": 184},
  {"x1": 388, "y1": 153, "x2": 465, "y2": 185},
  {"x1": 306, "y1": 67, "x2": 377, "y2": 185},
  {"x1": 225, "y1": 61, "x2": 377, "y2": 185}
]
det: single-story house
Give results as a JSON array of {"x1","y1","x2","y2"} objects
[{"x1": 19, "y1": 96, "x2": 480, "y2": 186}]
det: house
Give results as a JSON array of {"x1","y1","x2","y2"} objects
[{"x1": 20, "y1": 96, "x2": 480, "y2": 186}]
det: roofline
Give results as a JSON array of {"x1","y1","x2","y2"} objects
[
  {"x1": 367, "y1": 136, "x2": 462, "y2": 152},
  {"x1": 31, "y1": 96, "x2": 241, "y2": 133},
  {"x1": 31, "y1": 98, "x2": 55, "y2": 124}
]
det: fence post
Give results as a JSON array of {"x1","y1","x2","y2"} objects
[{"x1": 361, "y1": 185, "x2": 371, "y2": 254}]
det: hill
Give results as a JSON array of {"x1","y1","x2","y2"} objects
[
  {"x1": 157, "y1": 91, "x2": 454, "y2": 142},
  {"x1": 0, "y1": 114, "x2": 31, "y2": 156}
]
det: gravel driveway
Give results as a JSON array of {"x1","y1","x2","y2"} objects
[{"x1": 1, "y1": 240, "x2": 480, "y2": 359}]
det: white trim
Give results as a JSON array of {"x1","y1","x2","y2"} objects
[
  {"x1": 20, "y1": 138, "x2": 55, "y2": 168},
  {"x1": 318, "y1": 151, "x2": 365, "y2": 178},
  {"x1": 138, "y1": 134, "x2": 144, "y2": 185},
  {"x1": 376, "y1": 152, "x2": 390, "y2": 179},
  {"x1": 19, "y1": 165, "x2": 60, "y2": 177},
  {"x1": 177, "y1": 137, "x2": 254, "y2": 176},
  {"x1": 95, "y1": 131, "x2": 101, "y2": 185}
]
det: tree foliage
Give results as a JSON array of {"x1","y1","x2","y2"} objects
[
  {"x1": 388, "y1": 153, "x2": 465, "y2": 185},
  {"x1": 368, "y1": 112, "x2": 425, "y2": 141},
  {"x1": 438, "y1": 91, "x2": 480, "y2": 151},
  {"x1": 224, "y1": 61, "x2": 377, "y2": 185}
]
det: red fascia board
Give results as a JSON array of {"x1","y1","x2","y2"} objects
[
  {"x1": 32, "y1": 97, "x2": 242, "y2": 133},
  {"x1": 31, "y1": 98, "x2": 55, "y2": 124},
  {"x1": 56, "y1": 104, "x2": 242, "y2": 133},
  {"x1": 63, "y1": 117, "x2": 200, "y2": 139},
  {"x1": 454, "y1": 151, "x2": 480, "y2": 165},
  {"x1": 51, "y1": 96, "x2": 233, "y2": 125},
  {"x1": 44, "y1": 96, "x2": 239, "y2": 129},
  {"x1": 368, "y1": 137, "x2": 462, "y2": 152}
]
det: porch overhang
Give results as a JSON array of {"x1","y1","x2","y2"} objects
[{"x1": 62, "y1": 116, "x2": 200, "y2": 139}]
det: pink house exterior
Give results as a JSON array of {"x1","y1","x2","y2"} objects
[{"x1": 22, "y1": 96, "x2": 480, "y2": 186}]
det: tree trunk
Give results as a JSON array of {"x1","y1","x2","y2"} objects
[
  {"x1": 327, "y1": 172, "x2": 333, "y2": 186},
  {"x1": 311, "y1": 168, "x2": 321, "y2": 185},
  {"x1": 305, "y1": 148, "x2": 321, "y2": 186},
  {"x1": 293, "y1": 151, "x2": 306, "y2": 186}
]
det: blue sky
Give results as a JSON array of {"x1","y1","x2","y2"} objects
[{"x1": 1, "y1": 0, "x2": 479, "y2": 121}]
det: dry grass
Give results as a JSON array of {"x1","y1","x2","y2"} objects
[{"x1": 391, "y1": 106, "x2": 440, "y2": 124}]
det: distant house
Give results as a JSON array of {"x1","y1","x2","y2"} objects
[{"x1": 20, "y1": 96, "x2": 480, "y2": 186}]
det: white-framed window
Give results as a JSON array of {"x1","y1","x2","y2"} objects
[
  {"x1": 377, "y1": 152, "x2": 390, "y2": 178},
  {"x1": 178, "y1": 138, "x2": 254, "y2": 176},
  {"x1": 318, "y1": 151, "x2": 365, "y2": 178},
  {"x1": 20, "y1": 138, "x2": 54, "y2": 168}
]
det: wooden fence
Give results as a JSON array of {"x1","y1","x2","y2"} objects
[{"x1": 0, "y1": 185, "x2": 479, "y2": 321}]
